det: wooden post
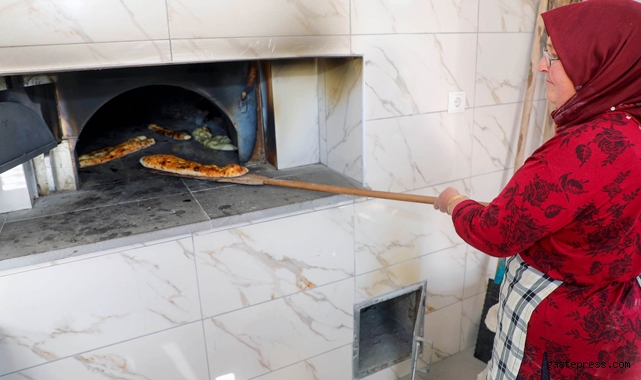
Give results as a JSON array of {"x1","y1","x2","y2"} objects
[
  {"x1": 512, "y1": 0, "x2": 549, "y2": 173},
  {"x1": 541, "y1": 101, "x2": 556, "y2": 142}
]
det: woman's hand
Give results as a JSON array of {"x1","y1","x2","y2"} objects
[{"x1": 434, "y1": 186, "x2": 467, "y2": 215}]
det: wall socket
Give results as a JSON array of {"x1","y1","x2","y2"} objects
[{"x1": 448, "y1": 91, "x2": 466, "y2": 113}]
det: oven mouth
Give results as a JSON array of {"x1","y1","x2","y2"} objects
[
  {"x1": 75, "y1": 84, "x2": 242, "y2": 187},
  {"x1": 48, "y1": 60, "x2": 265, "y2": 190}
]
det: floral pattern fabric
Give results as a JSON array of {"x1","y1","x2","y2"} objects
[{"x1": 453, "y1": 111, "x2": 641, "y2": 379}]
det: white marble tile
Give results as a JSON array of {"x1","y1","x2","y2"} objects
[
  {"x1": 464, "y1": 248, "x2": 499, "y2": 299},
  {"x1": 171, "y1": 36, "x2": 351, "y2": 63},
  {"x1": 472, "y1": 103, "x2": 521, "y2": 175},
  {"x1": 2, "y1": 323, "x2": 209, "y2": 380},
  {"x1": 354, "y1": 182, "x2": 467, "y2": 275},
  {"x1": 271, "y1": 59, "x2": 320, "y2": 169},
  {"x1": 352, "y1": 34, "x2": 477, "y2": 120},
  {"x1": 0, "y1": 0, "x2": 169, "y2": 47},
  {"x1": 478, "y1": 0, "x2": 538, "y2": 32},
  {"x1": 318, "y1": 59, "x2": 329, "y2": 166},
  {"x1": 195, "y1": 205, "x2": 354, "y2": 318},
  {"x1": 204, "y1": 279, "x2": 354, "y2": 380},
  {"x1": 469, "y1": 169, "x2": 512, "y2": 202},
  {"x1": 524, "y1": 100, "x2": 546, "y2": 159},
  {"x1": 461, "y1": 293, "x2": 486, "y2": 351},
  {"x1": 195, "y1": 199, "x2": 355, "y2": 238},
  {"x1": 255, "y1": 344, "x2": 352, "y2": 380},
  {"x1": 423, "y1": 302, "x2": 463, "y2": 362},
  {"x1": 355, "y1": 245, "x2": 467, "y2": 313},
  {"x1": 0, "y1": 41, "x2": 171, "y2": 76},
  {"x1": 474, "y1": 97, "x2": 546, "y2": 176},
  {"x1": 0, "y1": 234, "x2": 193, "y2": 278},
  {"x1": 351, "y1": 0, "x2": 478, "y2": 34},
  {"x1": 475, "y1": 33, "x2": 533, "y2": 107},
  {"x1": 0, "y1": 238, "x2": 200, "y2": 376},
  {"x1": 364, "y1": 111, "x2": 473, "y2": 192},
  {"x1": 167, "y1": 0, "x2": 349, "y2": 38},
  {"x1": 325, "y1": 57, "x2": 364, "y2": 183}
]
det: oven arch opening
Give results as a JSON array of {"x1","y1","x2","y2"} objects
[{"x1": 75, "y1": 84, "x2": 246, "y2": 186}]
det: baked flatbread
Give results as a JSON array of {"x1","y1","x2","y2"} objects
[
  {"x1": 148, "y1": 124, "x2": 191, "y2": 140},
  {"x1": 79, "y1": 136, "x2": 155, "y2": 167},
  {"x1": 140, "y1": 154, "x2": 248, "y2": 178}
]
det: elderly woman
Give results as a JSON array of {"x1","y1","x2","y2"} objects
[{"x1": 434, "y1": 0, "x2": 641, "y2": 379}]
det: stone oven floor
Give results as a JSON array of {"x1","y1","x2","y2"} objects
[{"x1": 0, "y1": 163, "x2": 360, "y2": 270}]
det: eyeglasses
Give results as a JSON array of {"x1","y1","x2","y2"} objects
[{"x1": 543, "y1": 49, "x2": 560, "y2": 67}]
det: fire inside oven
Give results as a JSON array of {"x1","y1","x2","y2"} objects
[{"x1": 56, "y1": 60, "x2": 268, "y2": 188}]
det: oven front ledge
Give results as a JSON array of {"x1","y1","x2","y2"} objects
[{"x1": 0, "y1": 164, "x2": 361, "y2": 272}]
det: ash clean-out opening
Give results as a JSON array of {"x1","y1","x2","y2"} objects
[{"x1": 354, "y1": 285, "x2": 424, "y2": 378}]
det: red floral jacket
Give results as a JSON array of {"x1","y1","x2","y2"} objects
[{"x1": 453, "y1": 111, "x2": 641, "y2": 378}]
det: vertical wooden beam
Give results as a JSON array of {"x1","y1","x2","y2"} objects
[
  {"x1": 512, "y1": 0, "x2": 549, "y2": 173},
  {"x1": 538, "y1": 0, "x2": 578, "y2": 144},
  {"x1": 541, "y1": 101, "x2": 556, "y2": 142}
]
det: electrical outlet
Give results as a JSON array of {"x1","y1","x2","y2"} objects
[{"x1": 448, "y1": 91, "x2": 466, "y2": 113}]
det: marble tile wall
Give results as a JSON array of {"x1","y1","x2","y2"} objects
[
  {"x1": 0, "y1": 0, "x2": 545, "y2": 378},
  {"x1": 271, "y1": 59, "x2": 321, "y2": 169},
  {"x1": 324, "y1": 57, "x2": 364, "y2": 183}
]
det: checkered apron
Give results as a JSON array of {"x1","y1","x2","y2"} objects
[{"x1": 486, "y1": 255, "x2": 562, "y2": 380}]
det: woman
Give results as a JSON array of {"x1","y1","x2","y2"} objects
[{"x1": 434, "y1": 1, "x2": 641, "y2": 379}]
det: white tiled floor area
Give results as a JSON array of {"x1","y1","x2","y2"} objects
[{"x1": 400, "y1": 347, "x2": 488, "y2": 380}]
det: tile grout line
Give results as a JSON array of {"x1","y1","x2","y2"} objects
[
  {"x1": 164, "y1": 0, "x2": 173, "y2": 61},
  {"x1": 190, "y1": 233, "x2": 213, "y2": 380},
  {"x1": 353, "y1": 243, "x2": 467, "y2": 280},
  {"x1": 0, "y1": 234, "x2": 196, "y2": 278},
  {"x1": 245, "y1": 343, "x2": 353, "y2": 380},
  {"x1": 201, "y1": 269, "x2": 355, "y2": 320},
  {"x1": 349, "y1": 0, "x2": 353, "y2": 55},
  {"x1": 196, "y1": 197, "x2": 354, "y2": 239},
  {"x1": 364, "y1": 99, "x2": 540, "y2": 124},
  {"x1": 181, "y1": 178, "x2": 214, "y2": 227},
  {"x1": 4, "y1": 189, "x2": 194, "y2": 224},
  {"x1": 0, "y1": 31, "x2": 537, "y2": 51},
  {"x1": 0, "y1": 320, "x2": 204, "y2": 378},
  {"x1": 460, "y1": 0, "x2": 484, "y2": 355}
]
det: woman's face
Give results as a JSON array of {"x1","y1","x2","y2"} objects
[{"x1": 538, "y1": 38, "x2": 576, "y2": 108}]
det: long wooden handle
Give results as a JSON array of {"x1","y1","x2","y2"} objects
[{"x1": 264, "y1": 177, "x2": 437, "y2": 204}]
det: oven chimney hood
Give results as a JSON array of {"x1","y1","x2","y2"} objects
[
  {"x1": 0, "y1": 102, "x2": 58, "y2": 174},
  {"x1": 0, "y1": 83, "x2": 61, "y2": 174}
]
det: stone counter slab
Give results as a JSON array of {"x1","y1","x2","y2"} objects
[{"x1": 0, "y1": 164, "x2": 361, "y2": 270}]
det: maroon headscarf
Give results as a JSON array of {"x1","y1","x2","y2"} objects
[{"x1": 541, "y1": 0, "x2": 641, "y2": 130}]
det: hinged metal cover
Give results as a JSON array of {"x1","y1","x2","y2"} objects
[{"x1": 0, "y1": 102, "x2": 58, "y2": 174}]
